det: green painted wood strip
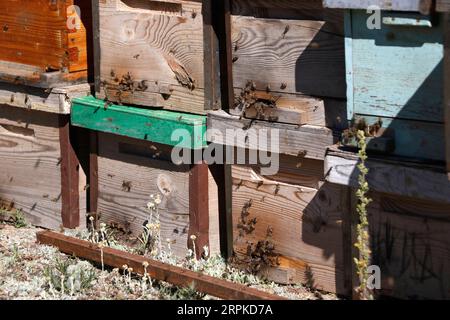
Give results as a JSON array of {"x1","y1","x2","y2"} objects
[{"x1": 71, "y1": 96, "x2": 207, "y2": 149}]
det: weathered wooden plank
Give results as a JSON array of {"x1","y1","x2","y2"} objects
[
  {"x1": 367, "y1": 193, "x2": 450, "y2": 299},
  {"x1": 188, "y1": 162, "x2": 210, "y2": 258},
  {"x1": 231, "y1": 90, "x2": 326, "y2": 126},
  {"x1": 0, "y1": 0, "x2": 91, "y2": 87},
  {"x1": 59, "y1": 116, "x2": 81, "y2": 229},
  {"x1": 71, "y1": 96, "x2": 207, "y2": 149},
  {"x1": 437, "y1": 0, "x2": 450, "y2": 12},
  {"x1": 231, "y1": 165, "x2": 348, "y2": 294},
  {"x1": 325, "y1": 146, "x2": 450, "y2": 204},
  {"x1": 0, "y1": 83, "x2": 90, "y2": 114},
  {"x1": 349, "y1": 11, "x2": 444, "y2": 123},
  {"x1": 323, "y1": 0, "x2": 433, "y2": 14},
  {"x1": 0, "y1": 105, "x2": 85, "y2": 230},
  {"x1": 36, "y1": 230, "x2": 286, "y2": 300},
  {"x1": 230, "y1": 0, "x2": 345, "y2": 99},
  {"x1": 95, "y1": 133, "x2": 219, "y2": 258},
  {"x1": 207, "y1": 110, "x2": 336, "y2": 160},
  {"x1": 97, "y1": 0, "x2": 220, "y2": 114}
]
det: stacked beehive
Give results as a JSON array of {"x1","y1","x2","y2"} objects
[
  {"x1": 208, "y1": 0, "x2": 351, "y2": 295},
  {"x1": 70, "y1": 0, "x2": 221, "y2": 258},
  {"x1": 323, "y1": 0, "x2": 450, "y2": 299},
  {"x1": 0, "y1": 0, "x2": 91, "y2": 230}
]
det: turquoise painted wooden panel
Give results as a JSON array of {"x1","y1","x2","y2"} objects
[
  {"x1": 71, "y1": 96, "x2": 207, "y2": 150},
  {"x1": 350, "y1": 11, "x2": 444, "y2": 123},
  {"x1": 354, "y1": 115, "x2": 445, "y2": 162},
  {"x1": 345, "y1": 10, "x2": 446, "y2": 162}
]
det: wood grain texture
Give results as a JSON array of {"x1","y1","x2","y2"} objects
[
  {"x1": 230, "y1": 0, "x2": 345, "y2": 100},
  {"x1": 97, "y1": 0, "x2": 218, "y2": 114},
  {"x1": 0, "y1": 83, "x2": 90, "y2": 114},
  {"x1": 0, "y1": 0, "x2": 90, "y2": 86},
  {"x1": 207, "y1": 110, "x2": 336, "y2": 160},
  {"x1": 188, "y1": 162, "x2": 210, "y2": 257},
  {"x1": 367, "y1": 193, "x2": 450, "y2": 299},
  {"x1": 59, "y1": 116, "x2": 80, "y2": 229},
  {"x1": 231, "y1": 165, "x2": 348, "y2": 294},
  {"x1": 325, "y1": 146, "x2": 450, "y2": 204},
  {"x1": 0, "y1": 106, "x2": 85, "y2": 230},
  {"x1": 95, "y1": 132, "x2": 219, "y2": 258},
  {"x1": 437, "y1": 0, "x2": 450, "y2": 12}
]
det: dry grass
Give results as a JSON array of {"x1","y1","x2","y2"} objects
[{"x1": 0, "y1": 224, "x2": 338, "y2": 300}]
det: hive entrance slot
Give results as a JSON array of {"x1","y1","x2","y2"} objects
[{"x1": 119, "y1": 0, "x2": 183, "y2": 15}]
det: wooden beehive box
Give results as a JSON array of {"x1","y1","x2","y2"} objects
[
  {"x1": 71, "y1": 96, "x2": 220, "y2": 258},
  {"x1": 228, "y1": 158, "x2": 349, "y2": 295},
  {"x1": 0, "y1": 0, "x2": 92, "y2": 88},
  {"x1": 0, "y1": 83, "x2": 90, "y2": 230},
  {"x1": 94, "y1": 0, "x2": 220, "y2": 115},
  {"x1": 223, "y1": 0, "x2": 346, "y2": 126},
  {"x1": 324, "y1": 0, "x2": 447, "y2": 162}
]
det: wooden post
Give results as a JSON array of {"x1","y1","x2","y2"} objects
[
  {"x1": 188, "y1": 162, "x2": 210, "y2": 258},
  {"x1": 59, "y1": 115, "x2": 80, "y2": 229},
  {"x1": 210, "y1": 163, "x2": 234, "y2": 259}
]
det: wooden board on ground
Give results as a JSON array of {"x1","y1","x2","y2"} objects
[
  {"x1": 231, "y1": 165, "x2": 349, "y2": 295},
  {"x1": 95, "y1": 132, "x2": 220, "y2": 258},
  {"x1": 0, "y1": 0, "x2": 92, "y2": 87},
  {"x1": 0, "y1": 105, "x2": 86, "y2": 230},
  {"x1": 96, "y1": 0, "x2": 220, "y2": 114},
  {"x1": 36, "y1": 230, "x2": 286, "y2": 300}
]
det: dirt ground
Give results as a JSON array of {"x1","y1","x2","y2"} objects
[{"x1": 0, "y1": 223, "x2": 339, "y2": 300}]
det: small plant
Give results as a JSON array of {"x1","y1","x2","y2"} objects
[
  {"x1": 44, "y1": 257, "x2": 96, "y2": 296},
  {"x1": 137, "y1": 194, "x2": 163, "y2": 257},
  {"x1": 11, "y1": 209, "x2": 27, "y2": 228},
  {"x1": 354, "y1": 130, "x2": 373, "y2": 300}
]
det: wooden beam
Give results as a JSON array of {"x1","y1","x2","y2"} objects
[
  {"x1": 188, "y1": 162, "x2": 210, "y2": 258},
  {"x1": 207, "y1": 110, "x2": 336, "y2": 160},
  {"x1": 36, "y1": 230, "x2": 285, "y2": 300},
  {"x1": 59, "y1": 116, "x2": 80, "y2": 229},
  {"x1": 325, "y1": 146, "x2": 450, "y2": 204},
  {"x1": 0, "y1": 82, "x2": 90, "y2": 114},
  {"x1": 437, "y1": 0, "x2": 450, "y2": 12},
  {"x1": 71, "y1": 96, "x2": 207, "y2": 150}
]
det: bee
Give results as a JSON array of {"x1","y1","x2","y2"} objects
[
  {"x1": 122, "y1": 181, "x2": 132, "y2": 192},
  {"x1": 282, "y1": 25, "x2": 290, "y2": 39}
]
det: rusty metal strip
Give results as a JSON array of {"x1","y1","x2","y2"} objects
[
  {"x1": 188, "y1": 162, "x2": 210, "y2": 258},
  {"x1": 36, "y1": 230, "x2": 286, "y2": 300},
  {"x1": 59, "y1": 115, "x2": 80, "y2": 229}
]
